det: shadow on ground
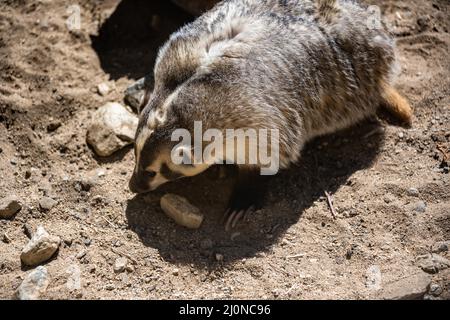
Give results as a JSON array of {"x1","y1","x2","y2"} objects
[
  {"x1": 91, "y1": 0, "x2": 193, "y2": 80},
  {"x1": 125, "y1": 119, "x2": 385, "y2": 269}
]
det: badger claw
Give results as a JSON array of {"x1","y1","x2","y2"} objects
[
  {"x1": 223, "y1": 193, "x2": 259, "y2": 231},
  {"x1": 222, "y1": 167, "x2": 269, "y2": 231}
]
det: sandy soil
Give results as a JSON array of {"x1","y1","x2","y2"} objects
[{"x1": 0, "y1": 0, "x2": 449, "y2": 300}]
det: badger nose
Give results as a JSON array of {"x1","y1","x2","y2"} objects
[{"x1": 129, "y1": 173, "x2": 150, "y2": 194}]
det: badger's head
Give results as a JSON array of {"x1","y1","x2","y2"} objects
[{"x1": 129, "y1": 89, "x2": 212, "y2": 194}]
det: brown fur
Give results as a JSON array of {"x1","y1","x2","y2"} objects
[{"x1": 380, "y1": 81, "x2": 413, "y2": 126}]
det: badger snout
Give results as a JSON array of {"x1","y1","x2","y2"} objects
[{"x1": 129, "y1": 171, "x2": 152, "y2": 194}]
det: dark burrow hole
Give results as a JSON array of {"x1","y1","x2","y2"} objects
[{"x1": 91, "y1": 0, "x2": 194, "y2": 80}]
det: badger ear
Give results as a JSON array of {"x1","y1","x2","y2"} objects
[{"x1": 127, "y1": 74, "x2": 154, "y2": 115}]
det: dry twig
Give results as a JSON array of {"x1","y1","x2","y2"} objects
[
  {"x1": 111, "y1": 247, "x2": 138, "y2": 265},
  {"x1": 325, "y1": 191, "x2": 337, "y2": 219}
]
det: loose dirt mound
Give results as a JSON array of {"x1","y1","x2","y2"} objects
[{"x1": 0, "y1": 0, "x2": 449, "y2": 299}]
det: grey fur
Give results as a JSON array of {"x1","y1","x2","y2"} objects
[{"x1": 132, "y1": 0, "x2": 403, "y2": 191}]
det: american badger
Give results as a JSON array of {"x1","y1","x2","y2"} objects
[{"x1": 129, "y1": 0, "x2": 412, "y2": 228}]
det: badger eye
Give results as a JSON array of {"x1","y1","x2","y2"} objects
[{"x1": 145, "y1": 170, "x2": 157, "y2": 178}]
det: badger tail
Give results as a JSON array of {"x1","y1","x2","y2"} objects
[{"x1": 380, "y1": 81, "x2": 413, "y2": 127}]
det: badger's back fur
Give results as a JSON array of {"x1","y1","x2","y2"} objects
[{"x1": 133, "y1": 0, "x2": 411, "y2": 188}]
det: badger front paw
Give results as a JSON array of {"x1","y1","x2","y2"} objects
[{"x1": 223, "y1": 169, "x2": 268, "y2": 231}]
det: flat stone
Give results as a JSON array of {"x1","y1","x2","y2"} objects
[
  {"x1": 17, "y1": 266, "x2": 50, "y2": 300},
  {"x1": 160, "y1": 194, "x2": 204, "y2": 229},
  {"x1": 380, "y1": 272, "x2": 431, "y2": 300},
  {"x1": 0, "y1": 196, "x2": 22, "y2": 219},
  {"x1": 86, "y1": 102, "x2": 138, "y2": 157},
  {"x1": 21, "y1": 226, "x2": 61, "y2": 266}
]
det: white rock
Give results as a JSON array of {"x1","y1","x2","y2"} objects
[
  {"x1": 86, "y1": 102, "x2": 138, "y2": 157},
  {"x1": 18, "y1": 266, "x2": 50, "y2": 300},
  {"x1": 97, "y1": 83, "x2": 110, "y2": 96},
  {"x1": 21, "y1": 226, "x2": 61, "y2": 266},
  {"x1": 113, "y1": 257, "x2": 128, "y2": 273}
]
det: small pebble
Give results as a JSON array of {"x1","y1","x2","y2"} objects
[
  {"x1": 97, "y1": 83, "x2": 110, "y2": 96},
  {"x1": 39, "y1": 197, "x2": 58, "y2": 212},
  {"x1": 172, "y1": 268, "x2": 180, "y2": 276},
  {"x1": 105, "y1": 284, "x2": 115, "y2": 291},
  {"x1": 429, "y1": 283, "x2": 443, "y2": 297},
  {"x1": 113, "y1": 257, "x2": 128, "y2": 273},
  {"x1": 2, "y1": 232, "x2": 11, "y2": 243},
  {"x1": 407, "y1": 187, "x2": 420, "y2": 197},
  {"x1": 47, "y1": 121, "x2": 61, "y2": 132},
  {"x1": 76, "y1": 250, "x2": 87, "y2": 259},
  {"x1": 0, "y1": 196, "x2": 22, "y2": 219},
  {"x1": 414, "y1": 201, "x2": 427, "y2": 213}
]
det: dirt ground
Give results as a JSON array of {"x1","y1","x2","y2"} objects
[{"x1": 0, "y1": 0, "x2": 449, "y2": 300}]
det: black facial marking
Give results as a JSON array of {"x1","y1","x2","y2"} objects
[
  {"x1": 138, "y1": 138, "x2": 159, "y2": 172},
  {"x1": 160, "y1": 163, "x2": 184, "y2": 181}
]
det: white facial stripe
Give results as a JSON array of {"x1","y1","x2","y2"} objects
[
  {"x1": 167, "y1": 161, "x2": 211, "y2": 177},
  {"x1": 135, "y1": 127, "x2": 153, "y2": 170}
]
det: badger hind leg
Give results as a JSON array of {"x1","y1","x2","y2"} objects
[
  {"x1": 223, "y1": 166, "x2": 269, "y2": 231},
  {"x1": 380, "y1": 82, "x2": 413, "y2": 127}
]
